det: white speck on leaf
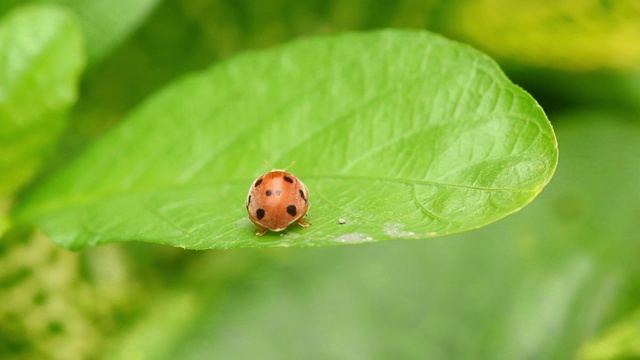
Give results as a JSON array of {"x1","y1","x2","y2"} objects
[
  {"x1": 334, "y1": 233, "x2": 373, "y2": 244},
  {"x1": 384, "y1": 222, "x2": 416, "y2": 238}
]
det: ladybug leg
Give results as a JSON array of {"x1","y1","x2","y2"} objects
[
  {"x1": 254, "y1": 227, "x2": 268, "y2": 236},
  {"x1": 297, "y1": 219, "x2": 311, "y2": 228}
]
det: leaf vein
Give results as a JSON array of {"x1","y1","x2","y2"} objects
[
  {"x1": 308, "y1": 174, "x2": 533, "y2": 192},
  {"x1": 410, "y1": 184, "x2": 450, "y2": 222}
]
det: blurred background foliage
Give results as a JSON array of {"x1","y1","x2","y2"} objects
[{"x1": 1, "y1": 0, "x2": 639, "y2": 359}]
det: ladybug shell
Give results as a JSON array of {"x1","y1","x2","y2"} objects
[{"x1": 246, "y1": 170, "x2": 310, "y2": 233}]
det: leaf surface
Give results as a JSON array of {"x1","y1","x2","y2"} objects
[
  {"x1": 0, "y1": 0, "x2": 160, "y2": 64},
  {"x1": 0, "y1": 5, "x2": 84, "y2": 198},
  {"x1": 51, "y1": 0, "x2": 160, "y2": 63},
  {"x1": 16, "y1": 30, "x2": 558, "y2": 250}
]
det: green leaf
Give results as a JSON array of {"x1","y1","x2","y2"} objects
[
  {"x1": 50, "y1": 0, "x2": 160, "y2": 64},
  {"x1": 578, "y1": 307, "x2": 640, "y2": 359},
  {"x1": 16, "y1": 30, "x2": 557, "y2": 250},
  {"x1": 0, "y1": 0, "x2": 160, "y2": 65},
  {"x1": 0, "y1": 4, "x2": 84, "y2": 198}
]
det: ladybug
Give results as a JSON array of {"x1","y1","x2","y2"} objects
[{"x1": 246, "y1": 169, "x2": 311, "y2": 236}]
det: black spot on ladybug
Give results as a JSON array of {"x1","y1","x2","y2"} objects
[
  {"x1": 256, "y1": 208, "x2": 265, "y2": 220},
  {"x1": 266, "y1": 190, "x2": 272, "y2": 196},
  {"x1": 286, "y1": 205, "x2": 297, "y2": 216},
  {"x1": 299, "y1": 189, "x2": 307, "y2": 202},
  {"x1": 276, "y1": 190, "x2": 282, "y2": 196},
  {"x1": 254, "y1": 178, "x2": 263, "y2": 187},
  {"x1": 283, "y1": 176, "x2": 294, "y2": 184}
]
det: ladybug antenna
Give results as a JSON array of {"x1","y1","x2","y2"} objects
[
  {"x1": 284, "y1": 161, "x2": 296, "y2": 170},
  {"x1": 263, "y1": 160, "x2": 295, "y2": 171},
  {"x1": 263, "y1": 159, "x2": 275, "y2": 169}
]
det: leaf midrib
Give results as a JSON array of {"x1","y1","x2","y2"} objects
[{"x1": 17, "y1": 172, "x2": 534, "y2": 222}]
